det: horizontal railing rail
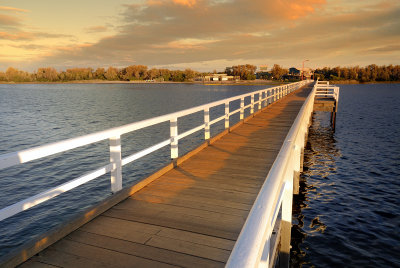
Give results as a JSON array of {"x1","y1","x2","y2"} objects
[
  {"x1": 0, "y1": 80, "x2": 311, "y2": 222},
  {"x1": 226, "y1": 80, "x2": 317, "y2": 268}
]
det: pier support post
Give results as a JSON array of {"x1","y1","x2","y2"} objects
[{"x1": 109, "y1": 136, "x2": 122, "y2": 193}]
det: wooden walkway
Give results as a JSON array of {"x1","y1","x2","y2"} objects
[{"x1": 21, "y1": 85, "x2": 312, "y2": 268}]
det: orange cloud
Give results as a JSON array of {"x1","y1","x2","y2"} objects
[
  {"x1": 147, "y1": 0, "x2": 197, "y2": 7},
  {"x1": 153, "y1": 38, "x2": 218, "y2": 49},
  {"x1": 0, "y1": 31, "x2": 33, "y2": 40},
  {"x1": 263, "y1": 0, "x2": 325, "y2": 20},
  {"x1": 0, "y1": 6, "x2": 29, "y2": 13},
  {"x1": 173, "y1": 0, "x2": 197, "y2": 7}
]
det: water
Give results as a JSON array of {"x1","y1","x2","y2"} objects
[
  {"x1": 291, "y1": 83, "x2": 400, "y2": 267},
  {"x1": 1, "y1": 83, "x2": 399, "y2": 266},
  {"x1": 0, "y1": 82, "x2": 269, "y2": 259}
]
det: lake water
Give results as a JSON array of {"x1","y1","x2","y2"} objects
[
  {"x1": 291, "y1": 83, "x2": 400, "y2": 267},
  {"x1": 0, "y1": 82, "x2": 268, "y2": 259},
  {"x1": 1, "y1": 82, "x2": 399, "y2": 267}
]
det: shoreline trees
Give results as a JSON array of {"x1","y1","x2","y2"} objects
[
  {"x1": 0, "y1": 65, "x2": 201, "y2": 83},
  {"x1": 313, "y1": 65, "x2": 400, "y2": 82},
  {"x1": 0, "y1": 64, "x2": 399, "y2": 83}
]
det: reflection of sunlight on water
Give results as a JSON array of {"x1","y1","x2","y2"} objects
[{"x1": 290, "y1": 111, "x2": 340, "y2": 267}]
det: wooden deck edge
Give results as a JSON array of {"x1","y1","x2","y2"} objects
[{"x1": 0, "y1": 89, "x2": 296, "y2": 268}]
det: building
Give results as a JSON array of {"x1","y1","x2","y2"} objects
[
  {"x1": 287, "y1": 67, "x2": 313, "y2": 79},
  {"x1": 201, "y1": 74, "x2": 240, "y2": 82}
]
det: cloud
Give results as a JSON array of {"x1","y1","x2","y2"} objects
[
  {"x1": 0, "y1": 6, "x2": 29, "y2": 13},
  {"x1": 85, "y1": 25, "x2": 108, "y2": 33},
  {"x1": 172, "y1": 0, "x2": 198, "y2": 7},
  {"x1": 0, "y1": 30, "x2": 73, "y2": 41},
  {"x1": 0, "y1": 14, "x2": 23, "y2": 27},
  {"x1": 0, "y1": 31, "x2": 33, "y2": 40},
  {"x1": 365, "y1": 45, "x2": 400, "y2": 53}
]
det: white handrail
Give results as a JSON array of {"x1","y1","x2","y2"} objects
[
  {"x1": 0, "y1": 80, "x2": 311, "y2": 222},
  {"x1": 226, "y1": 81, "x2": 317, "y2": 267}
]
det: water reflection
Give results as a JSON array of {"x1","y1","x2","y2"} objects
[{"x1": 290, "y1": 111, "x2": 341, "y2": 267}]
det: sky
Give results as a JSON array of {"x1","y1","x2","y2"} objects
[{"x1": 0, "y1": 0, "x2": 399, "y2": 72}]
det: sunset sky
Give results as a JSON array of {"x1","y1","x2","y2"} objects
[{"x1": 1, "y1": 0, "x2": 399, "y2": 72}]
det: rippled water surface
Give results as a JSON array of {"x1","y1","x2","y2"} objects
[
  {"x1": 291, "y1": 83, "x2": 400, "y2": 267},
  {"x1": 0, "y1": 83, "x2": 268, "y2": 259}
]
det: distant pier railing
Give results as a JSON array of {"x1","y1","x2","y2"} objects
[
  {"x1": 0, "y1": 80, "x2": 310, "y2": 222},
  {"x1": 314, "y1": 80, "x2": 340, "y2": 102}
]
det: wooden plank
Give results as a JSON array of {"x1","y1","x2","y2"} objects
[
  {"x1": 131, "y1": 192, "x2": 250, "y2": 217},
  {"x1": 156, "y1": 228, "x2": 235, "y2": 250},
  {"x1": 146, "y1": 235, "x2": 230, "y2": 262},
  {"x1": 113, "y1": 199, "x2": 248, "y2": 222},
  {"x1": 130, "y1": 188, "x2": 253, "y2": 211},
  {"x1": 137, "y1": 182, "x2": 257, "y2": 205},
  {"x1": 66, "y1": 230, "x2": 224, "y2": 268},
  {"x1": 103, "y1": 202, "x2": 244, "y2": 240},
  {"x1": 160, "y1": 168, "x2": 266, "y2": 186},
  {"x1": 150, "y1": 175, "x2": 261, "y2": 194},
  {"x1": 79, "y1": 216, "x2": 161, "y2": 244},
  {"x1": 26, "y1": 248, "x2": 113, "y2": 268},
  {"x1": 18, "y1": 260, "x2": 59, "y2": 268},
  {"x1": 44, "y1": 239, "x2": 176, "y2": 268}
]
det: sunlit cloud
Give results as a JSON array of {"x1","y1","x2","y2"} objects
[
  {"x1": 153, "y1": 38, "x2": 220, "y2": 49},
  {"x1": 0, "y1": 6, "x2": 29, "y2": 13},
  {"x1": 0, "y1": 14, "x2": 23, "y2": 27},
  {"x1": 172, "y1": 0, "x2": 198, "y2": 7},
  {"x1": 0, "y1": 31, "x2": 33, "y2": 40},
  {"x1": 85, "y1": 25, "x2": 108, "y2": 33}
]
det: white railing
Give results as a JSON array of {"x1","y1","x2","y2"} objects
[
  {"x1": 226, "y1": 80, "x2": 318, "y2": 268},
  {"x1": 315, "y1": 80, "x2": 340, "y2": 102},
  {"x1": 0, "y1": 80, "x2": 311, "y2": 222}
]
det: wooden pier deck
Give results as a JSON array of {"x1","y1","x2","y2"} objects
[{"x1": 20, "y1": 85, "x2": 312, "y2": 268}]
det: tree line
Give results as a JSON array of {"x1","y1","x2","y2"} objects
[
  {"x1": 313, "y1": 65, "x2": 400, "y2": 82},
  {"x1": 1, "y1": 64, "x2": 399, "y2": 83},
  {"x1": 0, "y1": 66, "x2": 200, "y2": 83}
]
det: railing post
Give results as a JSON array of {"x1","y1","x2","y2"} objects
[
  {"x1": 240, "y1": 97, "x2": 244, "y2": 120},
  {"x1": 225, "y1": 102, "x2": 229, "y2": 129},
  {"x1": 250, "y1": 94, "x2": 254, "y2": 114},
  {"x1": 280, "y1": 153, "x2": 294, "y2": 267},
  {"x1": 109, "y1": 136, "x2": 122, "y2": 193},
  {"x1": 264, "y1": 91, "x2": 268, "y2": 107},
  {"x1": 204, "y1": 108, "x2": 210, "y2": 140},
  {"x1": 170, "y1": 118, "x2": 178, "y2": 159},
  {"x1": 293, "y1": 143, "x2": 301, "y2": 195},
  {"x1": 258, "y1": 93, "x2": 261, "y2": 110}
]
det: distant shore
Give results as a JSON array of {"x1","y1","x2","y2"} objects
[
  {"x1": 1, "y1": 79, "x2": 398, "y2": 85},
  {"x1": 0, "y1": 79, "x2": 285, "y2": 86}
]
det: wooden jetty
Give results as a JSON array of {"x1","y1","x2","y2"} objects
[{"x1": 0, "y1": 80, "x2": 338, "y2": 267}]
